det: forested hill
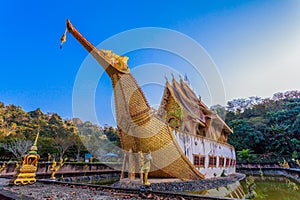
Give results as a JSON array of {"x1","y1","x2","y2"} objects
[
  {"x1": 1, "y1": 90, "x2": 299, "y2": 163},
  {"x1": 0, "y1": 102, "x2": 119, "y2": 160},
  {"x1": 212, "y1": 90, "x2": 300, "y2": 163}
]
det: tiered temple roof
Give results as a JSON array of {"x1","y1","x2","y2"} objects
[{"x1": 158, "y1": 77, "x2": 232, "y2": 142}]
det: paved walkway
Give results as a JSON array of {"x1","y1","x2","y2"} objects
[
  {"x1": 0, "y1": 174, "x2": 245, "y2": 200},
  {"x1": 0, "y1": 178, "x2": 10, "y2": 186},
  {"x1": 113, "y1": 173, "x2": 246, "y2": 192}
]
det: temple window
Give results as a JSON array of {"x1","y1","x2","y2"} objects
[
  {"x1": 209, "y1": 156, "x2": 217, "y2": 168},
  {"x1": 199, "y1": 156, "x2": 205, "y2": 167},
  {"x1": 193, "y1": 154, "x2": 205, "y2": 168},
  {"x1": 219, "y1": 157, "x2": 225, "y2": 168},
  {"x1": 226, "y1": 158, "x2": 231, "y2": 167},
  {"x1": 231, "y1": 159, "x2": 236, "y2": 167},
  {"x1": 193, "y1": 154, "x2": 200, "y2": 167}
]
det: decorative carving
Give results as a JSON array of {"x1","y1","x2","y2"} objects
[
  {"x1": 101, "y1": 49, "x2": 129, "y2": 73},
  {"x1": 279, "y1": 159, "x2": 290, "y2": 168},
  {"x1": 14, "y1": 132, "x2": 40, "y2": 185},
  {"x1": 50, "y1": 157, "x2": 64, "y2": 180},
  {"x1": 0, "y1": 162, "x2": 7, "y2": 176},
  {"x1": 139, "y1": 151, "x2": 152, "y2": 186}
]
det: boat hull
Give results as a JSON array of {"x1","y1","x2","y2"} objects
[{"x1": 119, "y1": 115, "x2": 236, "y2": 180}]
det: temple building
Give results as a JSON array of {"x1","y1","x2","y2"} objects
[
  {"x1": 157, "y1": 77, "x2": 236, "y2": 178},
  {"x1": 157, "y1": 77, "x2": 233, "y2": 142}
]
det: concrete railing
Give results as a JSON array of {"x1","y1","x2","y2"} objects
[
  {"x1": 237, "y1": 166, "x2": 300, "y2": 183},
  {"x1": 0, "y1": 162, "x2": 122, "y2": 177}
]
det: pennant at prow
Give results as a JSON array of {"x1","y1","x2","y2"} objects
[{"x1": 60, "y1": 28, "x2": 67, "y2": 49}]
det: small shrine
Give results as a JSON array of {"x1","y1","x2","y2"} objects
[{"x1": 13, "y1": 132, "x2": 40, "y2": 185}]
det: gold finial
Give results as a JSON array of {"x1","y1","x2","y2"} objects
[
  {"x1": 29, "y1": 131, "x2": 39, "y2": 153},
  {"x1": 164, "y1": 75, "x2": 168, "y2": 82},
  {"x1": 33, "y1": 131, "x2": 39, "y2": 147},
  {"x1": 184, "y1": 74, "x2": 189, "y2": 83}
]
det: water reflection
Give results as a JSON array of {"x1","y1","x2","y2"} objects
[
  {"x1": 245, "y1": 176, "x2": 300, "y2": 200},
  {"x1": 188, "y1": 176, "x2": 300, "y2": 200},
  {"x1": 189, "y1": 181, "x2": 245, "y2": 199}
]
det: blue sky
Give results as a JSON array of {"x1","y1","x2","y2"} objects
[{"x1": 0, "y1": 0, "x2": 299, "y2": 126}]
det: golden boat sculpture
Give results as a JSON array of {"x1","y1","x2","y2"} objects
[{"x1": 64, "y1": 19, "x2": 236, "y2": 180}]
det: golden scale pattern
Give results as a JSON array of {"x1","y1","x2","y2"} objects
[{"x1": 113, "y1": 73, "x2": 204, "y2": 179}]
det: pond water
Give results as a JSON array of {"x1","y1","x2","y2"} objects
[
  {"x1": 242, "y1": 176, "x2": 300, "y2": 200},
  {"x1": 189, "y1": 176, "x2": 300, "y2": 200},
  {"x1": 73, "y1": 175, "x2": 300, "y2": 199}
]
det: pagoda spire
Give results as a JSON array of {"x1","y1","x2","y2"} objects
[{"x1": 33, "y1": 131, "x2": 39, "y2": 147}]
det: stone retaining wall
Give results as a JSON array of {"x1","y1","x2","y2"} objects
[
  {"x1": 113, "y1": 173, "x2": 246, "y2": 192},
  {"x1": 0, "y1": 162, "x2": 122, "y2": 176},
  {"x1": 59, "y1": 173, "x2": 120, "y2": 184},
  {"x1": 237, "y1": 167, "x2": 300, "y2": 183}
]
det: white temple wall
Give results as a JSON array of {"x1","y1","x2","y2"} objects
[{"x1": 173, "y1": 130, "x2": 236, "y2": 178}]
